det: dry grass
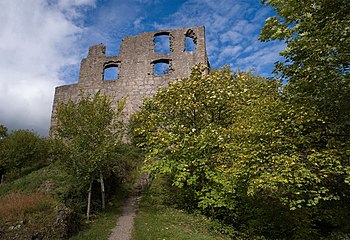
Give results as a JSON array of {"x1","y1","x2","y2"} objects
[{"x1": 0, "y1": 192, "x2": 53, "y2": 222}]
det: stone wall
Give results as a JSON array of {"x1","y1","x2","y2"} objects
[{"x1": 50, "y1": 26, "x2": 209, "y2": 133}]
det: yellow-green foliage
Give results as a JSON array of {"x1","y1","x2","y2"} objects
[{"x1": 131, "y1": 65, "x2": 350, "y2": 239}]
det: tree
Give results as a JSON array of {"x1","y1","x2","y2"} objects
[
  {"x1": 132, "y1": 66, "x2": 350, "y2": 238},
  {"x1": 0, "y1": 129, "x2": 48, "y2": 178},
  {"x1": 0, "y1": 124, "x2": 7, "y2": 139},
  {"x1": 54, "y1": 91, "x2": 126, "y2": 220},
  {"x1": 132, "y1": 66, "x2": 237, "y2": 209},
  {"x1": 260, "y1": 0, "x2": 350, "y2": 130},
  {"x1": 132, "y1": 66, "x2": 292, "y2": 209},
  {"x1": 0, "y1": 124, "x2": 8, "y2": 183},
  {"x1": 260, "y1": 2, "x2": 350, "y2": 233}
]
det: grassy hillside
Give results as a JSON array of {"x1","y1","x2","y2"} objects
[
  {"x1": 0, "y1": 160, "x2": 135, "y2": 240},
  {"x1": 0, "y1": 163, "x2": 73, "y2": 239},
  {"x1": 0, "y1": 163, "x2": 71, "y2": 196}
]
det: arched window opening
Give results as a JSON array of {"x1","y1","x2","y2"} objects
[
  {"x1": 185, "y1": 36, "x2": 196, "y2": 52},
  {"x1": 154, "y1": 33, "x2": 170, "y2": 54},
  {"x1": 104, "y1": 65, "x2": 118, "y2": 80},
  {"x1": 184, "y1": 29, "x2": 197, "y2": 52},
  {"x1": 153, "y1": 59, "x2": 170, "y2": 76}
]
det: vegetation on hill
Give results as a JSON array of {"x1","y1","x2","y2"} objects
[
  {"x1": 0, "y1": 162, "x2": 75, "y2": 239},
  {"x1": 130, "y1": 1, "x2": 350, "y2": 238},
  {"x1": 131, "y1": 65, "x2": 350, "y2": 239},
  {"x1": 0, "y1": 92, "x2": 142, "y2": 239},
  {"x1": 0, "y1": 128, "x2": 49, "y2": 183},
  {"x1": 53, "y1": 91, "x2": 128, "y2": 220},
  {"x1": 1, "y1": 1, "x2": 349, "y2": 239}
]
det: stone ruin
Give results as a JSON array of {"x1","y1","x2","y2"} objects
[{"x1": 50, "y1": 26, "x2": 209, "y2": 132}]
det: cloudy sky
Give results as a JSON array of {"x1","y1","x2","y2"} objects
[{"x1": 0, "y1": 0, "x2": 284, "y2": 135}]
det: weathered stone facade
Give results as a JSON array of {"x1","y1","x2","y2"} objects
[{"x1": 50, "y1": 26, "x2": 209, "y2": 132}]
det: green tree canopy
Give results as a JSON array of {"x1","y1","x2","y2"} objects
[
  {"x1": 0, "y1": 129, "x2": 48, "y2": 176},
  {"x1": 0, "y1": 124, "x2": 7, "y2": 139},
  {"x1": 260, "y1": 0, "x2": 350, "y2": 125},
  {"x1": 54, "y1": 91, "x2": 126, "y2": 219},
  {"x1": 132, "y1": 65, "x2": 350, "y2": 238},
  {"x1": 259, "y1": 0, "x2": 350, "y2": 214}
]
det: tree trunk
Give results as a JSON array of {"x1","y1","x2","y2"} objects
[
  {"x1": 100, "y1": 171, "x2": 106, "y2": 210},
  {"x1": 0, "y1": 173, "x2": 5, "y2": 184},
  {"x1": 86, "y1": 178, "x2": 94, "y2": 221}
]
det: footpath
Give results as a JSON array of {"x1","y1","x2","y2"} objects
[
  {"x1": 108, "y1": 193, "x2": 140, "y2": 240},
  {"x1": 108, "y1": 175, "x2": 148, "y2": 240}
]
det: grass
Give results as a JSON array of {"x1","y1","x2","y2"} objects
[
  {"x1": 0, "y1": 192, "x2": 58, "y2": 240},
  {"x1": 0, "y1": 192, "x2": 54, "y2": 221},
  {"x1": 69, "y1": 187, "x2": 128, "y2": 240},
  {"x1": 0, "y1": 162, "x2": 71, "y2": 197},
  {"x1": 132, "y1": 178, "x2": 229, "y2": 240},
  {"x1": 0, "y1": 162, "x2": 133, "y2": 239},
  {"x1": 0, "y1": 163, "x2": 73, "y2": 239}
]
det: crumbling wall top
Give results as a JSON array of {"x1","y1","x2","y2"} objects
[{"x1": 50, "y1": 26, "x2": 209, "y2": 133}]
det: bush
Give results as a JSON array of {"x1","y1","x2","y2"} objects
[
  {"x1": 132, "y1": 65, "x2": 350, "y2": 239},
  {"x1": 0, "y1": 130, "x2": 49, "y2": 181}
]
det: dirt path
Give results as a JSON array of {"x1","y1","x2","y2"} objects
[{"x1": 108, "y1": 193, "x2": 140, "y2": 240}]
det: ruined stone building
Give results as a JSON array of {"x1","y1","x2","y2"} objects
[{"x1": 50, "y1": 26, "x2": 209, "y2": 132}]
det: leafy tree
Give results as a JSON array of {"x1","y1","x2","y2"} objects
[
  {"x1": 132, "y1": 66, "x2": 350, "y2": 238},
  {"x1": 54, "y1": 91, "x2": 126, "y2": 220},
  {"x1": 132, "y1": 66, "x2": 237, "y2": 209},
  {"x1": 0, "y1": 124, "x2": 7, "y2": 139},
  {"x1": 260, "y1": 3, "x2": 350, "y2": 236},
  {"x1": 0, "y1": 129, "x2": 48, "y2": 179},
  {"x1": 260, "y1": 0, "x2": 350, "y2": 131}
]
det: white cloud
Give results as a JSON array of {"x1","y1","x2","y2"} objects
[
  {"x1": 0, "y1": 0, "x2": 96, "y2": 135},
  {"x1": 133, "y1": 17, "x2": 145, "y2": 31},
  {"x1": 57, "y1": 0, "x2": 96, "y2": 8},
  {"x1": 236, "y1": 42, "x2": 285, "y2": 74},
  {"x1": 0, "y1": 0, "x2": 285, "y2": 135},
  {"x1": 220, "y1": 30, "x2": 244, "y2": 43},
  {"x1": 217, "y1": 45, "x2": 243, "y2": 65},
  {"x1": 56, "y1": 0, "x2": 96, "y2": 19},
  {"x1": 150, "y1": 0, "x2": 284, "y2": 75},
  {"x1": 79, "y1": 0, "x2": 142, "y2": 56}
]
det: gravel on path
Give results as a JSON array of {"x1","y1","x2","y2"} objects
[{"x1": 108, "y1": 194, "x2": 140, "y2": 240}]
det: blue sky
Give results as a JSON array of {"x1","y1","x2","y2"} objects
[{"x1": 0, "y1": 0, "x2": 284, "y2": 135}]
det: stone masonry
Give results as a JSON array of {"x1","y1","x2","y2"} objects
[{"x1": 50, "y1": 26, "x2": 209, "y2": 132}]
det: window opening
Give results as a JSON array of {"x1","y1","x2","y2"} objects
[
  {"x1": 185, "y1": 36, "x2": 196, "y2": 52},
  {"x1": 153, "y1": 60, "x2": 170, "y2": 76},
  {"x1": 185, "y1": 29, "x2": 197, "y2": 52},
  {"x1": 154, "y1": 33, "x2": 170, "y2": 54},
  {"x1": 104, "y1": 65, "x2": 118, "y2": 80}
]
